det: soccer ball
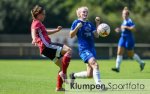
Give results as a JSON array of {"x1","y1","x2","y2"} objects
[{"x1": 97, "y1": 23, "x2": 110, "y2": 37}]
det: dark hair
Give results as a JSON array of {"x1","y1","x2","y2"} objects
[{"x1": 31, "y1": 5, "x2": 44, "y2": 19}]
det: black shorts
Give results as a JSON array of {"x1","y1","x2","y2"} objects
[{"x1": 41, "y1": 42, "x2": 63, "y2": 62}]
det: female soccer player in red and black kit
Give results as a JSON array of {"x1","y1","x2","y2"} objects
[{"x1": 30, "y1": 5, "x2": 72, "y2": 91}]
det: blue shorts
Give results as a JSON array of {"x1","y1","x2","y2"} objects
[
  {"x1": 118, "y1": 36, "x2": 135, "y2": 50},
  {"x1": 79, "y1": 49, "x2": 96, "y2": 63}
]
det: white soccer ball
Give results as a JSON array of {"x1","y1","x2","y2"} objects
[{"x1": 97, "y1": 23, "x2": 110, "y2": 37}]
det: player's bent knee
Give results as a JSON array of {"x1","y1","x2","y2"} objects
[
  {"x1": 128, "y1": 55, "x2": 133, "y2": 58},
  {"x1": 93, "y1": 63, "x2": 99, "y2": 69},
  {"x1": 65, "y1": 45, "x2": 72, "y2": 52},
  {"x1": 67, "y1": 48, "x2": 72, "y2": 58},
  {"x1": 90, "y1": 60, "x2": 99, "y2": 69},
  {"x1": 61, "y1": 45, "x2": 72, "y2": 56},
  {"x1": 67, "y1": 48, "x2": 72, "y2": 54},
  {"x1": 128, "y1": 53, "x2": 134, "y2": 58}
]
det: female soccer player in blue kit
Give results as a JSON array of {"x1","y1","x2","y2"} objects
[
  {"x1": 112, "y1": 7, "x2": 145, "y2": 72},
  {"x1": 69, "y1": 6, "x2": 102, "y2": 86}
]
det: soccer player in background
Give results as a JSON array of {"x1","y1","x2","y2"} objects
[
  {"x1": 30, "y1": 5, "x2": 72, "y2": 91},
  {"x1": 69, "y1": 6, "x2": 102, "y2": 87},
  {"x1": 112, "y1": 7, "x2": 145, "y2": 72}
]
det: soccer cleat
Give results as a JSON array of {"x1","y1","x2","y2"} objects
[
  {"x1": 69, "y1": 73, "x2": 75, "y2": 83},
  {"x1": 55, "y1": 88, "x2": 66, "y2": 92},
  {"x1": 140, "y1": 63, "x2": 145, "y2": 71},
  {"x1": 111, "y1": 68, "x2": 120, "y2": 73}
]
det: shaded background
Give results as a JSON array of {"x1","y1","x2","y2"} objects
[{"x1": 0, "y1": 0, "x2": 150, "y2": 59}]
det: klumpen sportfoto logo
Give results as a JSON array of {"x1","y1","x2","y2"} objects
[
  {"x1": 65, "y1": 79, "x2": 150, "y2": 93},
  {"x1": 69, "y1": 82, "x2": 145, "y2": 91}
]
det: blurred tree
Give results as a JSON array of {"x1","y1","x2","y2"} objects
[{"x1": 0, "y1": 0, "x2": 149, "y2": 43}]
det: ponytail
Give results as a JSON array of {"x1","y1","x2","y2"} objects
[
  {"x1": 31, "y1": 5, "x2": 44, "y2": 19},
  {"x1": 123, "y1": 7, "x2": 128, "y2": 10},
  {"x1": 123, "y1": 6, "x2": 129, "y2": 15},
  {"x1": 31, "y1": 10, "x2": 35, "y2": 19}
]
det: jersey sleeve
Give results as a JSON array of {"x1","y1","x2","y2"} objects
[
  {"x1": 121, "y1": 20, "x2": 127, "y2": 26},
  {"x1": 70, "y1": 20, "x2": 78, "y2": 31},
  {"x1": 122, "y1": 18, "x2": 135, "y2": 27},
  {"x1": 32, "y1": 21, "x2": 41, "y2": 30},
  {"x1": 129, "y1": 19, "x2": 135, "y2": 27}
]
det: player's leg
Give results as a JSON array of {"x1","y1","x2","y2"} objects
[
  {"x1": 69, "y1": 62, "x2": 93, "y2": 85},
  {"x1": 55, "y1": 59, "x2": 65, "y2": 91},
  {"x1": 112, "y1": 37, "x2": 125, "y2": 72},
  {"x1": 88, "y1": 56, "x2": 108, "y2": 91},
  {"x1": 41, "y1": 43, "x2": 69, "y2": 90},
  {"x1": 48, "y1": 43, "x2": 72, "y2": 83},
  {"x1": 70, "y1": 64, "x2": 92, "y2": 79},
  {"x1": 41, "y1": 47, "x2": 64, "y2": 91},
  {"x1": 127, "y1": 50, "x2": 145, "y2": 71},
  {"x1": 88, "y1": 57, "x2": 101, "y2": 85},
  {"x1": 86, "y1": 63, "x2": 93, "y2": 78},
  {"x1": 112, "y1": 47, "x2": 124, "y2": 72},
  {"x1": 70, "y1": 50, "x2": 93, "y2": 82},
  {"x1": 60, "y1": 45, "x2": 72, "y2": 74},
  {"x1": 57, "y1": 44, "x2": 72, "y2": 84},
  {"x1": 126, "y1": 36, "x2": 145, "y2": 71},
  {"x1": 71, "y1": 71, "x2": 88, "y2": 78}
]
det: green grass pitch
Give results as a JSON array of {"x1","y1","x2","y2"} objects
[{"x1": 0, "y1": 59, "x2": 149, "y2": 94}]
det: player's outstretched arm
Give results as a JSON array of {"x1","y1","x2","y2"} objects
[
  {"x1": 47, "y1": 26, "x2": 62, "y2": 35},
  {"x1": 121, "y1": 26, "x2": 136, "y2": 32},
  {"x1": 70, "y1": 22, "x2": 82, "y2": 38}
]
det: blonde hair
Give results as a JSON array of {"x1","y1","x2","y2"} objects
[
  {"x1": 76, "y1": 6, "x2": 88, "y2": 18},
  {"x1": 31, "y1": 5, "x2": 44, "y2": 19},
  {"x1": 123, "y1": 6, "x2": 129, "y2": 15}
]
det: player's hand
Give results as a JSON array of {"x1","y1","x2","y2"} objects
[
  {"x1": 32, "y1": 39, "x2": 37, "y2": 46},
  {"x1": 115, "y1": 27, "x2": 121, "y2": 33},
  {"x1": 76, "y1": 22, "x2": 82, "y2": 29},
  {"x1": 57, "y1": 26, "x2": 62, "y2": 32},
  {"x1": 121, "y1": 26, "x2": 128, "y2": 29},
  {"x1": 95, "y1": 17, "x2": 100, "y2": 24}
]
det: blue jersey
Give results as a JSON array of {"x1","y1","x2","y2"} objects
[
  {"x1": 121, "y1": 18, "x2": 135, "y2": 37},
  {"x1": 70, "y1": 19, "x2": 96, "y2": 53},
  {"x1": 118, "y1": 18, "x2": 135, "y2": 50},
  {"x1": 70, "y1": 19, "x2": 96, "y2": 63}
]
